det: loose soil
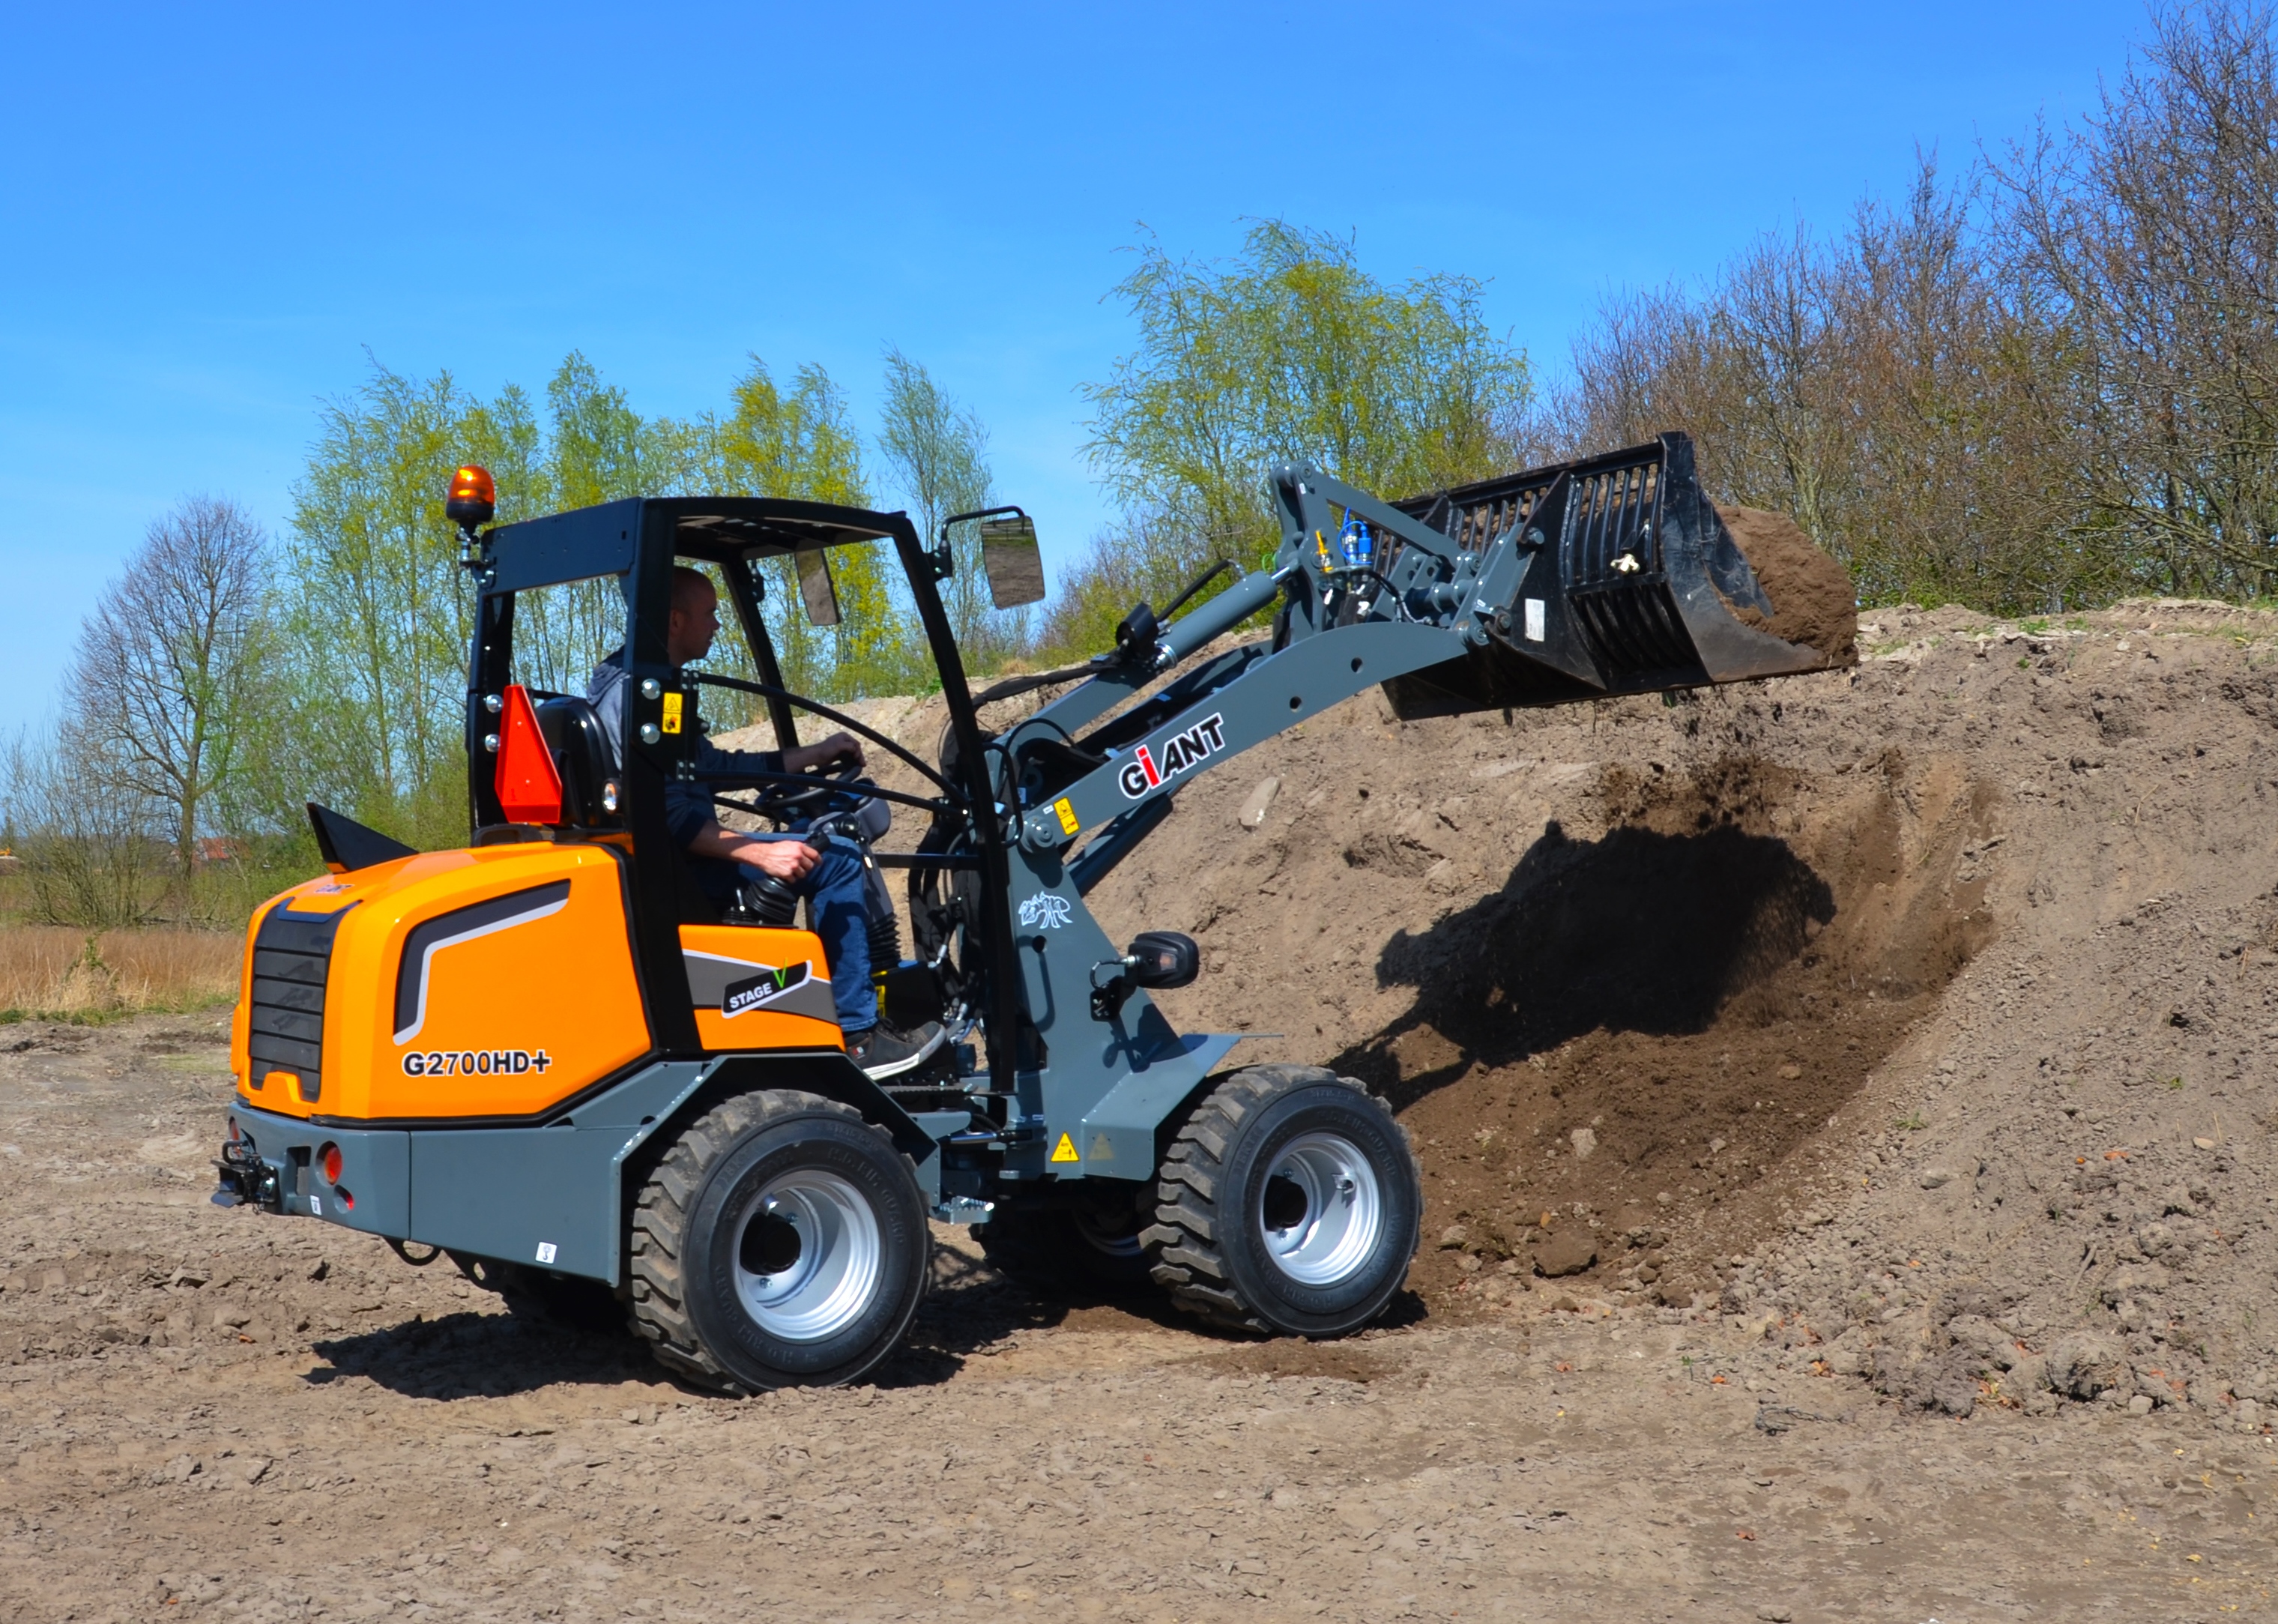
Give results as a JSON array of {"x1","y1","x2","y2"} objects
[
  {"x1": 1714, "y1": 503, "x2": 1861, "y2": 667},
  {"x1": 7, "y1": 600, "x2": 2278, "y2": 1620}
]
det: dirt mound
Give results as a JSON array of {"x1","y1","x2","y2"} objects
[
  {"x1": 1339, "y1": 750, "x2": 1993, "y2": 1302},
  {"x1": 749, "y1": 598, "x2": 2278, "y2": 1419},
  {"x1": 1071, "y1": 599, "x2": 2278, "y2": 1413},
  {"x1": 1714, "y1": 502, "x2": 1859, "y2": 666}
]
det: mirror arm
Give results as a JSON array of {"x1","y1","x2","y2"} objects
[{"x1": 936, "y1": 504, "x2": 1028, "y2": 582}]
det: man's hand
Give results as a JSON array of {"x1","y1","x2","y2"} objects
[
  {"x1": 782, "y1": 730, "x2": 865, "y2": 776},
  {"x1": 686, "y1": 821, "x2": 818, "y2": 880},
  {"x1": 737, "y1": 839, "x2": 818, "y2": 881}
]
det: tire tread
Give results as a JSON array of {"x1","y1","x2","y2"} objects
[
  {"x1": 1147, "y1": 1065, "x2": 1416, "y2": 1335},
  {"x1": 627, "y1": 1088, "x2": 907, "y2": 1393}
]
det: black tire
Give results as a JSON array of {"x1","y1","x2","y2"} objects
[
  {"x1": 450, "y1": 1253, "x2": 627, "y2": 1335},
  {"x1": 627, "y1": 1089, "x2": 928, "y2": 1392},
  {"x1": 974, "y1": 1185, "x2": 1156, "y2": 1296},
  {"x1": 1144, "y1": 1064, "x2": 1421, "y2": 1337}
]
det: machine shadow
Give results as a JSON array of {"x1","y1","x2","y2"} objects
[
  {"x1": 307, "y1": 1246, "x2": 1245, "y2": 1398},
  {"x1": 309, "y1": 1311, "x2": 659, "y2": 1398},
  {"x1": 1333, "y1": 819, "x2": 1836, "y2": 1111},
  {"x1": 875, "y1": 1242, "x2": 1203, "y2": 1386}
]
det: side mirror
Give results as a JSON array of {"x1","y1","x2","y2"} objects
[
  {"x1": 979, "y1": 513, "x2": 1047, "y2": 609},
  {"x1": 794, "y1": 549, "x2": 841, "y2": 627}
]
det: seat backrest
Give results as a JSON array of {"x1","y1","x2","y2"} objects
[{"x1": 534, "y1": 697, "x2": 619, "y2": 827}]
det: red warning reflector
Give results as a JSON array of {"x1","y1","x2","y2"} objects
[
  {"x1": 319, "y1": 1142, "x2": 342, "y2": 1184},
  {"x1": 494, "y1": 684, "x2": 563, "y2": 824}
]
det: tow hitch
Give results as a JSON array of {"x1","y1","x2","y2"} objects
[{"x1": 212, "y1": 1135, "x2": 279, "y2": 1211}]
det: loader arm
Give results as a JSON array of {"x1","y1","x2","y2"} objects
[{"x1": 972, "y1": 435, "x2": 1834, "y2": 1182}]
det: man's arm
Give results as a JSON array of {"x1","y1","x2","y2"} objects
[
  {"x1": 781, "y1": 731, "x2": 865, "y2": 776},
  {"x1": 673, "y1": 728, "x2": 867, "y2": 882},
  {"x1": 686, "y1": 823, "x2": 818, "y2": 881}
]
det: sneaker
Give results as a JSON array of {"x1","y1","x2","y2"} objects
[{"x1": 848, "y1": 1020, "x2": 946, "y2": 1079}]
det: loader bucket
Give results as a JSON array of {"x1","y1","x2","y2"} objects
[{"x1": 1379, "y1": 433, "x2": 1848, "y2": 719}]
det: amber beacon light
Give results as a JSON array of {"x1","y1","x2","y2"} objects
[{"x1": 446, "y1": 464, "x2": 496, "y2": 532}]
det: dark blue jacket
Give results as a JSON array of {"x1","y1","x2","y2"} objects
[{"x1": 587, "y1": 650, "x2": 783, "y2": 848}]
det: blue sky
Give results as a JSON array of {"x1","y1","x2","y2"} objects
[{"x1": 0, "y1": 1, "x2": 2148, "y2": 734}]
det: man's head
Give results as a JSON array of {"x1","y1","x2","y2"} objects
[{"x1": 665, "y1": 566, "x2": 721, "y2": 669}]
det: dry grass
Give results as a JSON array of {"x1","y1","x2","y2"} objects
[{"x1": 0, "y1": 926, "x2": 240, "y2": 1018}]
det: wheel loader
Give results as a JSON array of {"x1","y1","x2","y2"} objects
[{"x1": 212, "y1": 432, "x2": 1835, "y2": 1392}]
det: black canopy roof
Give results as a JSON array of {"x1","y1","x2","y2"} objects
[{"x1": 480, "y1": 496, "x2": 915, "y2": 596}]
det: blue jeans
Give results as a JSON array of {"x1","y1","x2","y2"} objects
[{"x1": 737, "y1": 833, "x2": 876, "y2": 1033}]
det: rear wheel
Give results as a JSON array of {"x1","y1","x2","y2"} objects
[
  {"x1": 1145, "y1": 1065, "x2": 1421, "y2": 1337},
  {"x1": 975, "y1": 1184, "x2": 1156, "y2": 1295},
  {"x1": 628, "y1": 1090, "x2": 928, "y2": 1392}
]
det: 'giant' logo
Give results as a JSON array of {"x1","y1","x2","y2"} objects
[{"x1": 1117, "y1": 713, "x2": 1227, "y2": 800}]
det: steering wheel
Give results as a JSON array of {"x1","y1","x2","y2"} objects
[{"x1": 755, "y1": 756, "x2": 869, "y2": 819}]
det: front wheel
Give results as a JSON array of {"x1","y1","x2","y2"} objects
[
  {"x1": 1144, "y1": 1065, "x2": 1421, "y2": 1337},
  {"x1": 627, "y1": 1090, "x2": 928, "y2": 1392}
]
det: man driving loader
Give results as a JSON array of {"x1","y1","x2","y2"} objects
[{"x1": 587, "y1": 566, "x2": 943, "y2": 1078}]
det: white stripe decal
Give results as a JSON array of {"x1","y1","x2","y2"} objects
[
  {"x1": 392, "y1": 896, "x2": 569, "y2": 1045},
  {"x1": 683, "y1": 950, "x2": 776, "y2": 973}
]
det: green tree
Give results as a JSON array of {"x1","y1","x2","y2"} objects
[
  {"x1": 509, "y1": 355, "x2": 645, "y2": 695},
  {"x1": 877, "y1": 348, "x2": 1021, "y2": 666},
  {"x1": 1061, "y1": 220, "x2": 1532, "y2": 659},
  {"x1": 701, "y1": 355, "x2": 925, "y2": 701},
  {"x1": 283, "y1": 360, "x2": 510, "y2": 847},
  {"x1": 1085, "y1": 221, "x2": 1532, "y2": 553}
]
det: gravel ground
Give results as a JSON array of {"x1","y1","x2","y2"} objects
[
  {"x1": 7, "y1": 597, "x2": 2278, "y2": 1620},
  {"x1": 0, "y1": 1015, "x2": 2271, "y2": 1622}
]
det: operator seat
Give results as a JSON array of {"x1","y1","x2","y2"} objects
[{"x1": 534, "y1": 696, "x2": 619, "y2": 827}]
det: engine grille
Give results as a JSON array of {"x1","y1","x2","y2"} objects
[{"x1": 247, "y1": 903, "x2": 351, "y2": 1103}]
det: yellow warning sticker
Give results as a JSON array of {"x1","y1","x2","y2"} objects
[
  {"x1": 1087, "y1": 1132, "x2": 1116, "y2": 1162},
  {"x1": 1053, "y1": 797, "x2": 1080, "y2": 836},
  {"x1": 1051, "y1": 1132, "x2": 1080, "y2": 1163},
  {"x1": 660, "y1": 691, "x2": 684, "y2": 735}
]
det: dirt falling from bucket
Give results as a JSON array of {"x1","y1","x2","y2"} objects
[{"x1": 1714, "y1": 503, "x2": 1859, "y2": 668}]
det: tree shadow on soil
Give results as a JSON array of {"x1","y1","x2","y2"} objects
[{"x1": 1337, "y1": 819, "x2": 1834, "y2": 1111}]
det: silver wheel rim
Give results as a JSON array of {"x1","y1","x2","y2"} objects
[
  {"x1": 1257, "y1": 1130, "x2": 1383, "y2": 1287},
  {"x1": 732, "y1": 1169, "x2": 882, "y2": 1342}
]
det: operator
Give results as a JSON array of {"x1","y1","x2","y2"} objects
[{"x1": 588, "y1": 567, "x2": 943, "y2": 1079}]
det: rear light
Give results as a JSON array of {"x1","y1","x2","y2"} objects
[
  {"x1": 336, "y1": 1188, "x2": 354, "y2": 1211},
  {"x1": 319, "y1": 1143, "x2": 342, "y2": 1185},
  {"x1": 228, "y1": 1118, "x2": 241, "y2": 1142}
]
